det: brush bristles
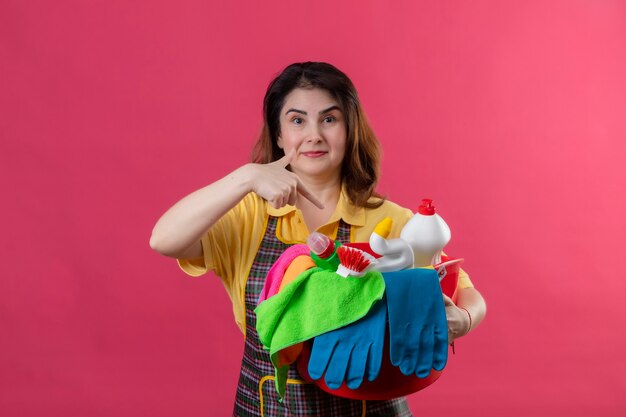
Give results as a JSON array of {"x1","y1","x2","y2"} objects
[{"x1": 336, "y1": 246, "x2": 373, "y2": 276}]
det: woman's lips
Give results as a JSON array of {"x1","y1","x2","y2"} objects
[{"x1": 301, "y1": 151, "x2": 328, "y2": 158}]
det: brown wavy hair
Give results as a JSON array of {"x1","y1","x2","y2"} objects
[{"x1": 251, "y1": 62, "x2": 384, "y2": 208}]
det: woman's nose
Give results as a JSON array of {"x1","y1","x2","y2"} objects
[{"x1": 305, "y1": 125, "x2": 323, "y2": 142}]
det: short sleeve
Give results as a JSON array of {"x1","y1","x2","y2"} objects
[
  {"x1": 177, "y1": 193, "x2": 267, "y2": 334},
  {"x1": 177, "y1": 193, "x2": 264, "y2": 282},
  {"x1": 457, "y1": 268, "x2": 473, "y2": 289}
]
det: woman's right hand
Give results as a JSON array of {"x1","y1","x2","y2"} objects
[
  {"x1": 150, "y1": 150, "x2": 322, "y2": 259},
  {"x1": 245, "y1": 150, "x2": 324, "y2": 210}
]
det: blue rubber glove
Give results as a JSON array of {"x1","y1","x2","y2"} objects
[
  {"x1": 383, "y1": 268, "x2": 448, "y2": 378},
  {"x1": 307, "y1": 295, "x2": 387, "y2": 390}
]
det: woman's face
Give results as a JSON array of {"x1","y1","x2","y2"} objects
[{"x1": 277, "y1": 87, "x2": 347, "y2": 183}]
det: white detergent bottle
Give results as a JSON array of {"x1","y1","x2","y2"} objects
[{"x1": 400, "y1": 199, "x2": 451, "y2": 267}]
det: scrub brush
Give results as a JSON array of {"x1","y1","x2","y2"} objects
[{"x1": 335, "y1": 246, "x2": 377, "y2": 277}]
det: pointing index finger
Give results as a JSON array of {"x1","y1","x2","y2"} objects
[
  {"x1": 276, "y1": 146, "x2": 324, "y2": 209},
  {"x1": 296, "y1": 180, "x2": 325, "y2": 209},
  {"x1": 277, "y1": 148, "x2": 296, "y2": 168}
]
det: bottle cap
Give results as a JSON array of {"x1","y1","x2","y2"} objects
[
  {"x1": 418, "y1": 199, "x2": 436, "y2": 215},
  {"x1": 306, "y1": 232, "x2": 334, "y2": 258}
]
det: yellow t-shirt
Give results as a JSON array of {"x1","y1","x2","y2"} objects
[{"x1": 178, "y1": 190, "x2": 472, "y2": 334}]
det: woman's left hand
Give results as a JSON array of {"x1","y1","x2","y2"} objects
[{"x1": 443, "y1": 294, "x2": 471, "y2": 343}]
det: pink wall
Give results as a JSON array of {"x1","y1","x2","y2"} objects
[{"x1": 2, "y1": 1, "x2": 625, "y2": 415}]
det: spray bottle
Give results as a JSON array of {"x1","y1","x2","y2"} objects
[
  {"x1": 370, "y1": 199, "x2": 451, "y2": 271},
  {"x1": 400, "y1": 199, "x2": 451, "y2": 267},
  {"x1": 306, "y1": 232, "x2": 341, "y2": 272}
]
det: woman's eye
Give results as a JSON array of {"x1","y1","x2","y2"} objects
[
  {"x1": 323, "y1": 116, "x2": 336, "y2": 123},
  {"x1": 292, "y1": 117, "x2": 304, "y2": 125}
]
